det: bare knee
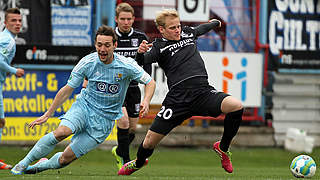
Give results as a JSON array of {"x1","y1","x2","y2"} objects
[
  {"x1": 53, "y1": 126, "x2": 72, "y2": 142},
  {"x1": 117, "y1": 116, "x2": 129, "y2": 129},
  {"x1": 143, "y1": 136, "x2": 155, "y2": 149},
  {"x1": 129, "y1": 117, "x2": 139, "y2": 132},
  {"x1": 143, "y1": 131, "x2": 164, "y2": 149},
  {"x1": 129, "y1": 123, "x2": 137, "y2": 133},
  {"x1": 59, "y1": 146, "x2": 77, "y2": 166},
  {"x1": 59, "y1": 153, "x2": 75, "y2": 166},
  {"x1": 221, "y1": 96, "x2": 243, "y2": 114},
  {"x1": 232, "y1": 101, "x2": 243, "y2": 112}
]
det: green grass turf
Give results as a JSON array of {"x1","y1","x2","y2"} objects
[{"x1": 0, "y1": 145, "x2": 319, "y2": 180}]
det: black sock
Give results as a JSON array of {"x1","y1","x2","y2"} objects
[
  {"x1": 116, "y1": 127, "x2": 130, "y2": 163},
  {"x1": 220, "y1": 108, "x2": 243, "y2": 152},
  {"x1": 136, "y1": 142, "x2": 154, "y2": 168},
  {"x1": 128, "y1": 132, "x2": 135, "y2": 145}
]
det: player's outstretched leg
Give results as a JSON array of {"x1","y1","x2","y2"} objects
[
  {"x1": 118, "y1": 142, "x2": 154, "y2": 175},
  {"x1": 11, "y1": 132, "x2": 59, "y2": 175},
  {"x1": 0, "y1": 160, "x2": 12, "y2": 170},
  {"x1": 213, "y1": 141, "x2": 233, "y2": 173},
  {"x1": 214, "y1": 107, "x2": 243, "y2": 173},
  {"x1": 112, "y1": 146, "x2": 124, "y2": 170},
  {"x1": 24, "y1": 158, "x2": 48, "y2": 174},
  {"x1": 24, "y1": 152, "x2": 63, "y2": 174},
  {"x1": 117, "y1": 159, "x2": 148, "y2": 175}
]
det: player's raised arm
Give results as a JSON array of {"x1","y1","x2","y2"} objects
[
  {"x1": 29, "y1": 85, "x2": 74, "y2": 128},
  {"x1": 193, "y1": 19, "x2": 221, "y2": 37}
]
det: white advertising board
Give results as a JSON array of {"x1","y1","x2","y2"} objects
[
  {"x1": 140, "y1": 52, "x2": 263, "y2": 107},
  {"x1": 143, "y1": 0, "x2": 176, "y2": 20},
  {"x1": 178, "y1": 0, "x2": 209, "y2": 22},
  {"x1": 143, "y1": 0, "x2": 209, "y2": 22}
]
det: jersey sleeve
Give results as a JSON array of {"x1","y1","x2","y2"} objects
[
  {"x1": 0, "y1": 54, "x2": 17, "y2": 74},
  {"x1": 128, "y1": 58, "x2": 152, "y2": 85},
  {"x1": 193, "y1": 21, "x2": 220, "y2": 37},
  {"x1": 67, "y1": 58, "x2": 90, "y2": 88},
  {"x1": 0, "y1": 36, "x2": 17, "y2": 74}
]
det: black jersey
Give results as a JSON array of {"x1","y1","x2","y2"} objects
[
  {"x1": 115, "y1": 27, "x2": 149, "y2": 86},
  {"x1": 144, "y1": 26, "x2": 209, "y2": 90}
]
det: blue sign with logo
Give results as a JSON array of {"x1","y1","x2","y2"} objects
[{"x1": 2, "y1": 70, "x2": 82, "y2": 117}]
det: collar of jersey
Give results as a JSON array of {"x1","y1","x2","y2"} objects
[
  {"x1": 115, "y1": 27, "x2": 133, "y2": 37},
  {"x1": 3, "y1": 28, "x2": 16, "y2": 39}
]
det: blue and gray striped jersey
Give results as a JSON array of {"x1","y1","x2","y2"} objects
[
  {"x1": 67, "y1": 52, "x2": 152, "y2": 120},
  {"x1": 0, "y1": 28, "x2": 17, "y2": 83}
]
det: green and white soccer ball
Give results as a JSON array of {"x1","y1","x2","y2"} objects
[{"x1": 290, "y1": 155, "x2": 316, "y2": 178}]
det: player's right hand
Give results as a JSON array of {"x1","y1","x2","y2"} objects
[
  {"x1": 15, "y1": 68, "x2": 24, "y2": 77},
  {"x1": 28, "y1": 115, "x2": 50, "y2": 129},
  {"x1": 137, "y1": 40, "x2": 152, "y2": 53},
  {"x1": 209, "y1": 19, "x2": 221, "y2": 27},
  {"x1": 139, "y1": 100, "x2": 150, "y2": 118}
]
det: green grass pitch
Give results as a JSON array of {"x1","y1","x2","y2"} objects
[{"x1": 0, "y1": 145, "x2": 319, "y2": 180}]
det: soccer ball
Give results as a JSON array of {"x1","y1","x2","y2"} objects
[{"x1": 290, "y1": 155, "x2": 316, "y2": 178}]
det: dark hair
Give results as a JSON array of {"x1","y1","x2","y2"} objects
[
  {"x1": 95, "y1": 25, "x2": 118, "y2": 43},
  {"x1": 5, "y1": 8, "x2": 21, "y2": 21}
]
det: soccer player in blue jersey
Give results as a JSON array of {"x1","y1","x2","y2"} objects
[
  {"x1": 0, "y1": 8, "x2": 25, "y2": 170},
  {"x1": 10, "y1": 25, "x2": 156, "y2": 175},
  {"x1": 82, "y1": 3, "x2": 151, "y2": 170}
]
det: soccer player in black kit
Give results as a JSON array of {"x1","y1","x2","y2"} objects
[
  {"x1": 111, "y1": 2, "x2": 151, "y2": 170},
  {"x1": 118, "y1": 9, "x2": 244, "y2": 175}
]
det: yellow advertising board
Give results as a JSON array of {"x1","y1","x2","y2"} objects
[
  {"x1": 2, "y1": 117, "x2": 117, "y2": 141},
  {"x1": 2, "y1": 70, "x2": 118, "y2": 142}
]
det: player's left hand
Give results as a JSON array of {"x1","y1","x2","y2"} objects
[
  {"x1": 139, "y1": 100, "x2": 150, "y2": 118},
  {"x1": 28, "y1": 114, "x2": 50, "y2": 129},
  {"x1": 15, "y1": 68, "x2": 25, "y2": 77}
]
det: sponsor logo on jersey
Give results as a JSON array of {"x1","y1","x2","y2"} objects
[
  {"x1": 108, "y1": 84, "x2": 120, "y2": 94},
  {"x1": 131, "y1": 38, "x2": 139, "y2": 47},
  {"x1": 96, "y1": 82, "x2": 107, "y2": 92},
  {"x1": 116, "y1": 51, "x2": 137, "y2": 57},
  {"x1": 160, "y1": 38, "x2": 194, "y2": 56},
  {"x1": 96, "y1": 82, "x2": 120, "y2": 94}
]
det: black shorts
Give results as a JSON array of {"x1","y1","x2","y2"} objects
[
  {"x1": 122, "y1": 86, "x2": 141, "y2": 118},
  {"x1": 150, "y1": 85, "x2": 229, "y2": 135}
]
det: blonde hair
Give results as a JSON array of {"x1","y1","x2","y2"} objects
[
  {"x1": 116, "y1": 2, "x2": 134, "y2": 17},
  {"x1": 154, "y1": 9, "x2": 179, "y2": 27}
]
